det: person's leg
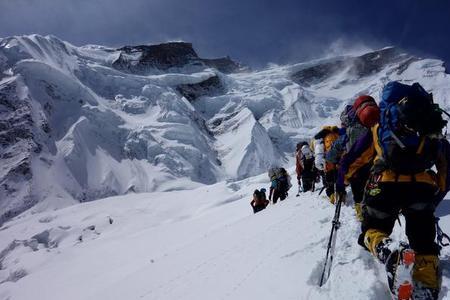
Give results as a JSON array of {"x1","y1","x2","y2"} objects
[
  {"x1": 402, "y1": 184, "x2": 440, "y2": 297},
  {"x1": 360, "y1": 182, "x2": 399, "y2": 261},
  {"x1": 361, "y1": 213, "x2": 397, "y2": 261},
  {"x1": 351, "y1": 179, "x2": 366, "y2": 221},
  {"x1": 350, "y1": 166, "x2": 370, "y2": 221},
  {"x1": 404, "y1": 210, "x2": 440, "y2": 292},
  {"x1": 302, "y1": 176, "x2": 312, "y2": 192},
  {"x1": 297, "y1": 178, "x2": 302, "y2": 194},
  {"x1": 324, "y1": 169, "x2": 337, "y2": 203},
  {"x1": 253, "y1": 205, "x2": 265, "y2": 213},
  {"x1": 273, "y1": 190, "x2": 280, "y2": 204},
  {"x1": 301, "y1": 177, "x2": 307, "y2": 192},
  {"x1": 351, "y1": 178, "x2": 366, "y2": 204},
  {"x1": 404, "y1": 209, "x2": 438, "y2": 254},
  {"x1": 307, "y1": 178, "x2": 314, "y2": 192},
  {"x1": 351, "y1": 166, "x2": 371, "y2": 202}
]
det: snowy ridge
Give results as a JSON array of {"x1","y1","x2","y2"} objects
[{"x1": 1, "y1": 35, "x2": 450, "y2": 223}]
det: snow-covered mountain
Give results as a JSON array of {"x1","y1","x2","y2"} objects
[
  {"x1": 1, "y1": 35, "x2": 450, "y2": 300},
  {"x1": 1, "y1": 35, "x2": 450, "y2": 225}
]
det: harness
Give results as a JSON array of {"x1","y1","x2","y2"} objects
[{"x1": 371, "y1": 125, "x2": 437, "y2": 186}]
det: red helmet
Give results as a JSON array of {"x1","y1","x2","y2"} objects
[
  {"x1": 353, "y1": 95, "x2": 375, "y2": 110},
  {"x1": 353, "y1": 95, "x2": 380, "y2": 127}
]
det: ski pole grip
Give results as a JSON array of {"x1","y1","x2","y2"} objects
[{"x1": 438, "y1": 233, "x2": 450, "y2": 247}]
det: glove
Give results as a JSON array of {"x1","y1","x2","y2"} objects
[{"x1": 334, "y1": 182, "x2": 346, "y2": 204}]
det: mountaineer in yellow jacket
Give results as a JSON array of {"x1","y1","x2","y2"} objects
[
  {"x1": 313, "y1": 126, "x2": 339, "y2": 201},
  {"x1": 336, "y1": 81, "x2": 450, "y2": 299},
  {"x1": 333, "y1": 95, "x2": 380, "y2": 220}
]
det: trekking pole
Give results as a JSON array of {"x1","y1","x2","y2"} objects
[
  {"x1": 312, "y1": 179, "x2": 316, "y2": 192},
  {"x1": 296, "y1": 179, "x2": 302, "y2": 196},
  {"x1": 439, "y1": 108, "x2": 450, "y2": 119},
  {"x1": 319, "y1": 192, "x2": 343, "y2": 286},
  {"x1": 326, "y1": 195, "x2": 342, "y2": 280},
  {"x1": 318, "y1": 186, "x2": 326, "y2": 196},
  {"x1": 436, "y1": 217, "x2": 450, "y2": 247}
]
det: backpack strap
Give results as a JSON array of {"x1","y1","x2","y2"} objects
[
  {"x1": 416, "y1": 137, "x2": 426, "y2": 155},
  {"x1": 410, "y1": 137, "x2": 428, "y2": 182},
  {"x1": 390, "y1": 131, "x2": 406, "y2": 149},
  {"x1": 372, "y1": 125, "x2": 384, "y2": 159}
]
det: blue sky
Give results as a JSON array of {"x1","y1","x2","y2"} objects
[{"x1": 1, "y1": 0, "x2": 449, "y2": 68}]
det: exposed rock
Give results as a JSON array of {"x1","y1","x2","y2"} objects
[
  {"x1": 291, "y1": 60, "x2": 346, "y2": 86},
  {"x1": 115, "y1": 95, "x2": 152, "y2": 114},
  {"x1": 0, "y1": 80, "x2": 37, "y2": 225},
  {"x1": 396, "y1": 57, "x2": 420, "y2": 75},
  {"x1": 112, "y1": 42, "x2": 242, "y2": 74},
  {"x1": 176, "y1": 75, "x2": 225, "y2": 101},
  {"x1": 210, "y1": 111, "x2": 240, "y2": 129},
  {"x1": 201, "y1": 57, "x2": 242, "y2": 73},
  {"x1": 291, "y1": 47, "x2": 413, "y2": 86},
  {"x1": 348, "y1": 47, "x2": 409, "y2": 77},
  {"x1": 112, "y1": 42, "x2": 199, "y2": 73}
]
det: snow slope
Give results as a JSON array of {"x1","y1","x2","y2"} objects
[{"x1": 0, "y1": 171, "x2": 449, "y2": 300}]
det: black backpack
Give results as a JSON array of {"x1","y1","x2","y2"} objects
[
  {"x1": 277, "y1": 168, "x2": 289, "y2": 192},
  {"x1": 302, "y1": 156, "x2": 315, "y2": 175}
]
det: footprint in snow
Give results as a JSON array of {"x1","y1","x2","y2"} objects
[{"x1": 319, "y1": 216, "x2": 331, "y2": 224}]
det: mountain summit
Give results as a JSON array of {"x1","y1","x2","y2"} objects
[{"x1": 112, "y1": 42, "x2": 242, "y2": 74}]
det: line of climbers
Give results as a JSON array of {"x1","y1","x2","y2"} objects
[
  {"x1": 250, "y1": 80, "x2": 450, "y2": 300},
  {"x1": 251, "y1": 167, "x2": 292, "y2": 214}
]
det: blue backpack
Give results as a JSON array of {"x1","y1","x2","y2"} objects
[{"x1": 377, "y1": 81, "x2": 446, "y2": 174}]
